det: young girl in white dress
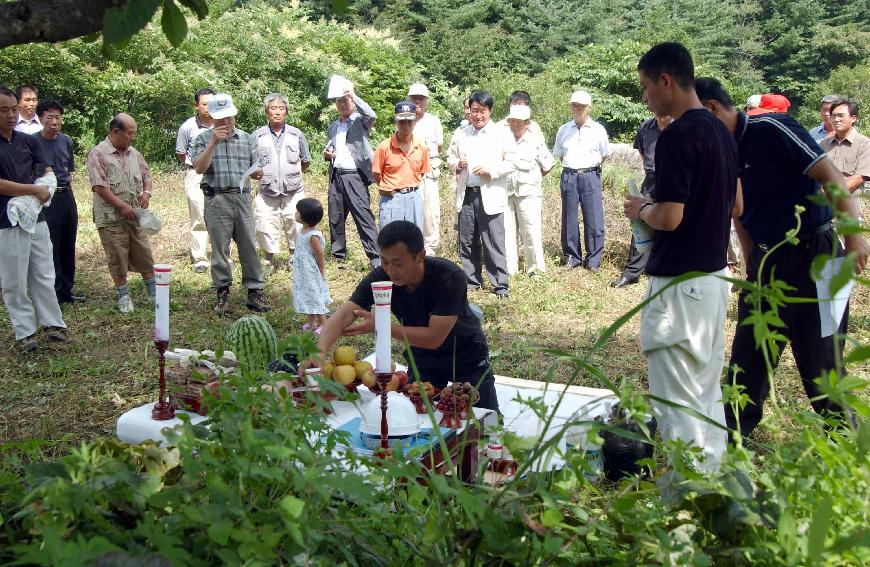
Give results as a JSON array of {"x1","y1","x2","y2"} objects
[{"x1": 292, "y1": 198, "x2": 331, "y2": 335}]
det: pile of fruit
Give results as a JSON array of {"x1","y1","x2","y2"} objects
[
  {"x1": 403, "y1": 381, "x2": 436, "y2": 397},
  {"x1": 435, "y1": 382, "x2": 478, "y2": 415},
  {"x1": 318, "y1": 346, "x2": 375, "y2": 387},
  {"x1": 369, "y1": 369, "x2": 409, "y2": 393}
]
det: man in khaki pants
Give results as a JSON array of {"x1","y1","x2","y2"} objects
[
  {"x1": 408, "y1": 83, "x2": 443, "y2": 255},
  {"x1": 175, "y1": 88, "x2": 214, "y2": 272}
]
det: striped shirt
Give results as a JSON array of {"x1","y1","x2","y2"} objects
[{"x1": 190, "y1": 128, "x2": 259, "y2": 191}]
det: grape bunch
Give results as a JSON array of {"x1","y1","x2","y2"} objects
[{"x1": 435, "y1": 382, "x2": 478, "y2": 413}]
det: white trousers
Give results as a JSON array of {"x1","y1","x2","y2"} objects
[
  {"x1": 0, "y1": 223, "x2": 66, "y2": 339},
  {"x1": 421, "y1": 171, "x2": 441, "y2": 254},
  {"x1": 504, "y1": 193, "x2": 546, "y2": 275},
  {"x1": 640, "y1": 269, "x2": 729, "y2": 472},
  {"x1": 184, "y1": 169, "x2": 209, "y2": 263},
  {"x1": 254, "y1": 190, "x2": 305, "y2": 255}
]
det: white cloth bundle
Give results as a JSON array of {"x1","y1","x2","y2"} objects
[{"x1": 6, "y1": 172, "x2": 56, "y2": 233}]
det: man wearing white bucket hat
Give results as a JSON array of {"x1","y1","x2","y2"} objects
[
  {"x1": 324, "y1": 78, "x2": 381, "y2": 268},
  {"x1": 407, "y1": 82, "x2": 444, "y2": 255},
  {"x1": 191, "y1": 93, "x2": 270, "y2": 315},
  {"x1": 503, "y1": 104, "x2": 554, "y2": 275},
  {"x1": 553, "y1": 89, "x2": 610, "y2": 273}
]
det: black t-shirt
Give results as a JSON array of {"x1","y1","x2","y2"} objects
[
  {"x1": 736, "y1": 112, "x2": 831, "y2": 245},
  {"x1": 646, "y1": 109, "x2": 738, "y2": 276},
  {"x1": 349, "y1": 256, "x2": 489, "y2": 385},
  {"x1": 36, "y1": 132, "x2": 75, "y2": 188},
  {"x1": 0, "y1": 131, "x2": 48, "y2": 229}
]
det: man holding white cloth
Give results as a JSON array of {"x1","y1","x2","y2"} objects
[{"x1": 504, "y1": 104, "x2": 554, "y2": 275}]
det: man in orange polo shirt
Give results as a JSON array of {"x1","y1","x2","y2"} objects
[{"x1": 372, "y1": 101, "x2": 430, "y2": 230}]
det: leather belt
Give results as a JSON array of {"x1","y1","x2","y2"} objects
[
  {"x1": 214, "y1": 187, "x2": 250, "y2": 194},
  {"x1": 755, "y1": 221, "x2": 833, "y2": 251},
  {"x1": 466, "y1": 186, "x2": 481, "y2": 192},
  {"x1": 334, "y1": 167, "x2": 357, "y2": 174},
  {"x1": 394, "y1": 186, "x2": 418, "y2": 194},
  {"x1": 563, "y1": 165, "x2": 601, "y2": 174},
  {"x1": 55, "y1": 185, "x2": 72, "y2": 193}
]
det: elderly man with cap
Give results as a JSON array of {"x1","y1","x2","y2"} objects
[
  {"x1": 553, "y1": 90, "x2": 610, "y2": 272},
  {"x1": 744, "y1": 94, "x2": 761, "y2": 113},
  {"x1": 323, "y1": 82, "x2": 381, "y2": 268},
  {"x1": 87, "y1": 113, "x2": 158, "y2": 314},
  {"x1": 448, "y1": 90, "x2": 512, "y2": 298},
  {"x1": 407, "y1": 83, "x2": 444, "y2": 255},
  {"x1": 497, "y1": 90, "x2": 545, "y2": 142},
  {"x1": 191, "y1": 93, "x2": 270, "y2": 315},
  {"x1": 820, "y1": 98, "x2": 870, "y2": 194},
  {"x1": 372, "y1": 101, "x2": 430, "y2": 230},
  {"x1": 503, "y1": 104, "x2": 554, "y2": 276},
  {"x1": 809, "y1": 95, "x2": 841, "y2": 143},
  {"x1": 252, "y1": 92, "x2": 312, "y2": 274}
]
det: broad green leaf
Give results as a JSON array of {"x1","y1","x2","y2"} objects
[
  {"x1": 176, "y1": 0, "x2": 209, "y2": 18},
  {"x1": 279, "y1": 495, "x2": 305, "y2": 519},
  {"x1": 844, "y1": 346, "x2": 870, "y2": 365},
  {"x1": 807, "y1": 495, "x2": 833, "y2": 562},
  {"x1": 161, "y1": 0, "x2": 189, "y2": 47},
  {"x1": 103, "y1": 0, "x2": 162, "y2": 45},
  {"x1": 541, "y1": 507, "x2": 563, "y2": 529},
  {"x1": 207, "y1": 518, "x2": 233, "y2": 545}
]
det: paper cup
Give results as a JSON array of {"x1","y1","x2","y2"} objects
[{"x1": 372, "y1": 281, "x2": 393, "y2": 306}]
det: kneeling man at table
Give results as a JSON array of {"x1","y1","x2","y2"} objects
[{"x1": 302, "y1": 220, "x2": 500, "y2": 411}]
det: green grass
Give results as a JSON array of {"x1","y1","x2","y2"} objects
[{"x1": 1, "y1": 165, "x2": 868, "y2": 448}]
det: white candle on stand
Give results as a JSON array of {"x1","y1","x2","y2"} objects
[
  {"x1": 371, "y1": 281, "x2": 393, "y2": 373},
  {"x1": 154, "y1": 264, "x2": 172, "y2": 342}
]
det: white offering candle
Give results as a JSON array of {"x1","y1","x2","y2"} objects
[
  {"x1": 154, "y1": 264, "x2": 172, "y2": 342},
  {"x1": 371, "y1": 281, "x2": 393, "y2": 374}
]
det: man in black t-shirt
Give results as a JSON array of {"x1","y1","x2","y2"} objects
[
  {"x1": 624, "y1": 43, "x2": 740, "y2": 472},
  {"x1": 695, "y1": 77, "x2": 869, "y2": 437},
  {"x1": 301, "y1": 220, "x2": 499, "y2": 411}
]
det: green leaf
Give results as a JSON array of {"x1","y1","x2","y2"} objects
[
  {"x1": 828, "y1": 528, "x2": 870, "y2": 554},
  {"x1": 103, "y1": 0, "x2": 162, "y2": 45},
  {"x1": 858, "y1": 420, "x2": 870, "y2": 459},
  {"x1": 332, "y1": 0, "x2": 351, "y2": 15},
  {"x1": 161, "y1": 0, "x2": 189, "y2": 47},
  {"x1": 830, "y1": 254, "x2": 857, "y2": 297},
  {"x1": 176, "y1": 0, "x2": 209, "y2": 19},
  {"x1": 844, "y1": 346, "x2": 870, "y2": 365},
  {"x1": 540, "y1": 507, "x2": 563, "y2": 529},
  {"x1": 807, "y1": 496, "x2": 833, "y2": 562},
  {"x1": 207, "y1": 518, "x2": 234, "y2": 546},
  {"x1": 279, "y1": 495, "x2": 305, "y2": 519}
]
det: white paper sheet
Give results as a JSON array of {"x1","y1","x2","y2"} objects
[
  {"x1": 815, "y1": 256, "x2": 853, "y2": 338},
  {"x1": 240, "y1": 162, "x2": 259, "y2": 193}
]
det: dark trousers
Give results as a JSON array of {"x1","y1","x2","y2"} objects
[
  {"x1": 560, "y1": 169, "x2": 605, "y2": 268},
  {"x1": 620, "y1": 173, "x2": 655, "y2": 280},
  {"x1": 43, "y1": 188, "x2": 78, "y2": 302},
  {"x1": 327, "y1": 169, "x2": 379, "y2": 261},
  {"x1": 457, "y1": 190, "x2": 508, "y2": 293},
  {"x1": 725, "y1": 228, "x2": 848, "y2": 436}
]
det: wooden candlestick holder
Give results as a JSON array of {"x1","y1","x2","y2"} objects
[
  {"x1": 151, "y1": 339, "x2": 176, "y2": 420},
  {"x1": 376, "y1": 372, "x2": 393, "y2": 456}
]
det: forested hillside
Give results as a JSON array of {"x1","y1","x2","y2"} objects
[{"x1": 3, "y1": 0, "x2": 869, "y2": 161}]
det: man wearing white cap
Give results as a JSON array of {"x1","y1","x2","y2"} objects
[
  {"x1": 408, "y1": 83, "x2": 444, "y2": 254},
  {"x1": 191, "y1": 93, "x2": 270, "y2": 315},
  {"x1": 324, "y1": 80, "x2": 381, "y2": 268},
  {"x1": 552, "y1": 90, "x2": 610, "y2": 272},
  {"x1": 744, "y1": 94, "x2": 761, "y2": 113},
  {"x1": 504, "y1": 104, "x2": 554, "y2": 275}
]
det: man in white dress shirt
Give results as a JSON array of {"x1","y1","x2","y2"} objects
[
  {"x1": 552, "y1": 90, "x2": 610, "y2": 272},
  {"x1": 14, "y1": 85, "x2": 42, "y2": 134},
  {"x1": 447, "y1": 91, "x2": 512, "y2": 298},
  {"x1": 408, "y1": 83, "x2": 444, "y2": 255}
]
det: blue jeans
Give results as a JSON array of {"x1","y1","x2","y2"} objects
[{"x1": 378, "y1": 189, "x2": 424, "y2": 230}]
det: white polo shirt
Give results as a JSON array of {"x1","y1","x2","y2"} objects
[
  {"x1": 552, "y1": 118, "x2": 609, "y2": 169},
  {"x1": 15, "y1": 114, "x2": 42, "y2": 135}
]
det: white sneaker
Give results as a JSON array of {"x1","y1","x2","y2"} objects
[
  {"x1": 193, "y1": 261, "x2": 209, "y2": 273},
  {"x1": 118, "y1": 295, "x2": 134, "y2": 314}
]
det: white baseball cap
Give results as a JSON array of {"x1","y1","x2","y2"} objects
[
  {"x1": 570, "y1": 90, "x2": 592, "y2": 105},
  {"x1": 506, "y1": 105, "x2": 531, "y2": 120},
  {"x1": 407, "y1": 83, "x2": 429, "y2": 98},
  {"x1": 208, "y1": 94, "x2": 238, "y2": 119},
  {"x1": 747, "y1": 94, "x2": 762, "y2": 108}
]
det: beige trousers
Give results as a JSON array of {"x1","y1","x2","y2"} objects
[
  {"x1": 421, "y1": 171, "x2": 441, "y2": 254},
  {"x1": 253, "y1": 190, "x2": 305, "y2": 255},
  {"x1": 641, "y1": 269, "x2": 729, "y2": 472},
  {"x1": 184, "y1": 169, "x2": 209, "y2": 263}
]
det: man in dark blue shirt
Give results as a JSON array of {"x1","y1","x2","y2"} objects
[
  {"x1": 36, "y1": 100, "x2": 83, "y2": 304},
  {"x1": 695, "y1": 77, "x2": 869, "y2": 437},
  {"x1": 0, "y1": 85, "x2": 69, "y2": 353}
]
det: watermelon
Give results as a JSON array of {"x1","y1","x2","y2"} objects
[{"x1": 227, "y1": 315, "x2": 278, "y2": 373}]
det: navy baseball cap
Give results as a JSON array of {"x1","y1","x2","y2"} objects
[{"x1": 394, "y1": 100, "x2": 417, "y2": 120}]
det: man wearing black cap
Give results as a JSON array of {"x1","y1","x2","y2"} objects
[
  {"x1": 696, "y1": 77, "x2": 869, "y2": 437},
  {"x1": 372, "y1": 101, "x2": 430, "y2": 230}
]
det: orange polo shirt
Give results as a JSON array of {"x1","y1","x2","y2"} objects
[{"x1": 372, "y1": 134, "x2": 430, "y2": 190}]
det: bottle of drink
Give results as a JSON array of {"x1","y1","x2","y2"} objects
[
  {"x1": 628, "y1": 179, "x2": 655, "y2": 252},
  {"x1": 487, "y1": 432, "x2": 503, "y2": 460}
]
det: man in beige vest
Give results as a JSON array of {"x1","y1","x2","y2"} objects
[
  {"x1": 86, "y1": 113, "x2": 156, "y2": 314},
  {"x1": 252, "y1": 92, "x2": 311, "y2": 274}
]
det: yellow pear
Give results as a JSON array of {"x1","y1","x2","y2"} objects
[
  {"x1": 333, "y1": 364, "x2": 357, "y2": 385},
  {"x1": 321, "y1": 362, "x2": 334, "y2": 379},
  {"x1": 333, "y1": 346, "x2": 357, "y2": 366},
  {"x1": 353, "y1": 360, "x2": 373, "y2": 379},
  {"x1": 360, "y1": 370, "x2": 377, "y2": 388}
]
